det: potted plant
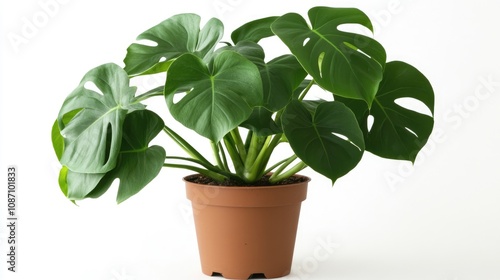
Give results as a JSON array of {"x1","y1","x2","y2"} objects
[{"x1": 51, "y1": 6, "x2": 434, "y2": 279}]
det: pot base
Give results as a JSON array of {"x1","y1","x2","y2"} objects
[{"x1": 185, "y1": 174, "x2": 309, "y2": 280}]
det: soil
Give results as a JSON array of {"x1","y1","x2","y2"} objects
[{"x1": 185, "y1": 174, "x2": 308, "y2": 187}]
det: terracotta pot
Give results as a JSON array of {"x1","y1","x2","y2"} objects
[{"x1": 185, "y1": 174, "x2": 309, "y2": 279}]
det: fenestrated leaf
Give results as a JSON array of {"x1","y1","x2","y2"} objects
[
  {"x1": 240, "y1": 107, "x2": 282, "y2": 136},
  {"x1": 59, "y1": 110, "x2": 166, "y2": 203},
  {"x1": 337, "y1": 61, "x2": 434, "y2": 162},
  {"x1": 231, "y1": 16, "x2": 279, "y2": 44},
  {"x1": 164, "y1": 51, "x2": 262, "y2": 142},
  {"x1": 221, "y1": 41, "x2": 307, "y2": 111},
  {"x1": 124, "y1": 14, "x2": 223, "y2": 76},
  {"x1": 98, "y1": 110, "x2": 166, "y2": 203},
  {"x1": 271, "y1": 7, "x2": 386, "y2": 107},
  {"x1": 282, "y1": 100, "x2": 365, "y2": 183},
  {"x1": 58, "y1": 63, "x2": 144, "y2": 174}
]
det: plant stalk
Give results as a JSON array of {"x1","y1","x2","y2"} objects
[
  {"x1": 211, "y1": 141, "x2": 225, "y2": 169},
  {"x1": 298, "y1": 79, "x2": 315, "y2": 101},
  {"x1": 230, "y1": 128, "x2": 247, "y2": 162},
  {"x1": 163, "y1": 163, "x2": 227, "y2": 182},
  {"x1": 269, "y1": 161, "x2": 308, "y2": 183},
  {"x1": 163, "y1": 126, "x2": 212, "y2": 166},
  {"x1": 223, "y1": 135, "x2": 245, "y2": 178}
]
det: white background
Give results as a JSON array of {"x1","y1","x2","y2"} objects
[{"x1": 1, "y1": 0, "x2": 500, "y2": 279}]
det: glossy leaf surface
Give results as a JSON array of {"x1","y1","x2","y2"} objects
[
  {"x1": 124, "y1": 14, "x2": 223, "y2": 76},
  {"x1": 57, "y1": 63, "x2": 143, "y2": 173},
  {"x1": 164, "y1": 51, "x2": 262, "y2": 142},
  {"x1": 231, "y1": 16, "x2": 279, "y2": 43},
  {"x1": 282, "y1": 100, "x2": 365, "y2": 183},
  {"x1": 59, "y1": 110, "x2": 166, "y2": 203},
  {"x1": 220, "y1": 41, "x2": 307, "y2": 111},
  {"x1": 272, "y1": 7, "x2": 386, "y2": 106},
  {"x1": 337, "y1": 61, "x2": 434, "y2": 162},
  {"x1": 240, "y1": 107, "x2": 282, "y2": 136}
]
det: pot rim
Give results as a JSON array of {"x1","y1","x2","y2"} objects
[
  {"x1": 184, "y1": 173, "x2": 310, "y2": 207},
  {"x1": 183, "y1": 173, "x2": 311, "y2": 190}
]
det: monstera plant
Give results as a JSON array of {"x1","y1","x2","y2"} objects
[{"x1": 52, "y1": 7, "x2": 434, "y2": 203}]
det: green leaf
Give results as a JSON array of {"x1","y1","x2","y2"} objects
[
  {"x1": 337, "y1": 61, "x2": 434, "y2": 162},
  {"x1": 58, "y1": 166, "x2": 69, "y2": 197},
  {"x1": 221, "y1": 41, "x2": 307, "y2": 111},
  {"x1": 51, "y1": 109, "x2": 80, "y2": 161},
  {"x1": 164, "y1": 51, "x2": 262, "y2": 142},
  {"x1": 240, "y1": 107, "x2": 282, "y2": 136},
  {"x1": 124, "y1": 14, "x2": 224, "y2": 76},
  {"x1": 282, "y1": 100, "x2": 365, "y2": 183},
  {"x1": 231, "y1": 16, "x2": 279, "y2": 44},
  {"x1": 271, "y1": 7, "x2": 386, "y2": 106},
  {"x1": 66, "y1": 170, "x2": 107, "y2": 200},
  {"x1": 101, "y1": 110, "x2": 166, "y2": 203},
  {"x1": 57, "y1": 63, "x2": 143, "y2": 173},
  {"x1": 60, "y1": 110, "x2": 166, "y2": 203},
  {"x1": 262, "y1": 55, "x2": 307, "y2": 110}
]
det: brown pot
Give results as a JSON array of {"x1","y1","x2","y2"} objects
[{"x1": 185, "y1": 174, "x2": 310, "y2": 280}]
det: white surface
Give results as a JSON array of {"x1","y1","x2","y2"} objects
[{"x1": 1, "y1": 0, "x2": 500, "y2": 279}]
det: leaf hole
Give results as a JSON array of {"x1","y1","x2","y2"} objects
[
  {"x1": 367, "y1": 114, "x2": 374, "y2": 132},
  {"x1": 318, "y1": 52, "x2": 325, "y2": 78},
  {"x1": 303, "y1": 37, "x2": 310, "y2": 46},
  {"x1": 356, "y1": 48, "x2": 371, "y2": 59},
  {"x1": 172, "y1": 91, "x2": 188, "y2": 105},
  {"x1": 343, "y1": 42, "x2": 371, "y2": 59},
  {"x1": 394, "y1": 97, "x2": 433, "y2": 117},
  {"x1": 136, "y1": 39, "x2": 158, "y2": 47},
  {"x1": 405, "y1": 127, "x2": 418, "y2": 138},
  {"x1": 84, "y1": 81, "x2": 104, "y2": 95},
  {"x1": 337, "y1": 23, "x2": 372, "y2": 37},
  {"x1": 103, "y1": 123, "x2": 113, "y2": 166},
  {"x1": 159, "y1": 57, "x2": 166, "y2": 62},
  {"x1": 331, "y1": 132, "x2": 362, "y2": 151}
]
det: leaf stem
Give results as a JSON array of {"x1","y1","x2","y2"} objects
[
  {"x1": 218, "y1": 142, "x2": 230, "y2": 172},
  {"x1": 244, "y1": 133, "x2": 282, "y2": 182},
  {"x1": 244, "y1": 133, "x2": 266, "y2": 170},
  {"x1": 269, "y1": 161, "x2": 308, "y2": 183},
  {"x1": 135, "y1": 86, "x2": 165, "y2": 102},
  {"x1": 163, "y1": 163, "x2": 227, "y2": 182},
  {"x1": 165, "y1": 156, "x2": 239, "y2": 181},
  {"x1": 298, "y1": 79, "x2": 315, "y2": 101},
  {"x1": 269, "y1": 155, "x2": 297, "y2": 180},
  {"x1": 230, "y1": 128, "x2": 247, "y2": 162},
  {"x1": 224, "y1": 134, "x2": 245, "y2": 177},
  {"x1": 264, "y1": 157, "x2": 292, "y2": 174},
  {"x1": 211, "y1": 141, "x2": 225, "y2": 169},
  {"x1": 163, "y1": 126, "x2": 211, "y2": 166}
]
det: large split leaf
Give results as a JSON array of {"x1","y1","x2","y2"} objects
[
  {"x1": 124, "y1": 14, "x2": 224, "y2": 76},
  {"x1": 96, "y1": 110, "x2": 166, "y2": 203},
  {"x1": 57, "y1": 63, "x2": 144, "y2": 173},
  {"x1": 271, "y1": 7, "x2": 386, "y2": 106},
  {"x1": 58, "y1": 110, "x2": 166, "y2": 203},
  {"x1": 282, "y1": 100, "x2": 365, "y2": 183},
  {"x1": 337, "y1": 61, "x2": 434, "y2": 162},
  {"x1": 164, "y1": 51, "x2": 262, "y2": 142}
]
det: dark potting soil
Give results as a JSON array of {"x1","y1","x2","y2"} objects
[{"x1": 185, "y1": 174, "x2": 308, "y2": 187}]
